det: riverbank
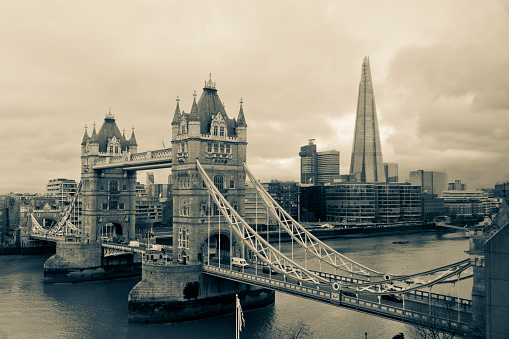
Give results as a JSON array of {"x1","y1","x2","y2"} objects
[{"x1": 0, "y1": 242, "x2": 55, "y2": 255}]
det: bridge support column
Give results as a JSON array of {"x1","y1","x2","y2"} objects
[
  {"x1": 128, "y1": 262, "x2": 274, "y2": 323},
  {"x1": 44, "y1": 242, "x2": 141, "y2": 283}
]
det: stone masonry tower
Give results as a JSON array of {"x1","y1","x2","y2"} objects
[
  {"x1": 350, "y1": 56, "x2": 385, "y2": 183},
  {"x1": 80, "y1": 112, "x2": 138, "y2": 243},
  {"x1": 171, "y1": 75, "x2": 247, "y2": 264}
]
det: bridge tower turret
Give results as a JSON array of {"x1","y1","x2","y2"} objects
[
  {"x1": 171, "y1": 76, "x2": 247, "y2": 264},
  {"x1": 80, "y1": 112, "x2": 137, "y2": 243}
]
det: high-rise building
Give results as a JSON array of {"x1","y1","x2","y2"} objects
[
  {"x1": 384, "y1": 162, "x2": 398, "y2": 183},
  {"x1": 299, "y1": 139, "x2": 317, "y2": 184},
  {"x1": 317, "y1": 151, "x2": 340, "y2": 184},
  {"x1": 408, "y1": 170, "x2": 448, "y2": 197},
  {"x1": 46, "y1": 178, "x2": 78, "y2": 205},
  {"x1": 299, "y1": 140, "x2": 340, "y2": 185},
  {"x1": 350, "y1": 56, "x2": 385, "y2": 182},
  {"x1": 448, "y1": 179, "x2": 466, "y2": 191}
]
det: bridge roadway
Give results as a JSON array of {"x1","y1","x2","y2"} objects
[{"x1": 203, "y1": 262, "x2": 471, "y2": 335}]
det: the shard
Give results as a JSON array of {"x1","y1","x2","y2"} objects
[{"x1": 349, "y1": 56, "x2": 385, "y2": 182}]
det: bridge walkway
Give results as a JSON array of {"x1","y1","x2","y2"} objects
[{"x1": 203, "y1": 264, "x2": 471, "y2": 335}]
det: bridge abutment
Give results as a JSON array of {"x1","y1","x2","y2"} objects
[
  {"x1": 128, "y1": 262, "x2": 274, "y2": 323},
  {"x1": 44, "y1": 242, "x2": 141, "y2": 283}
]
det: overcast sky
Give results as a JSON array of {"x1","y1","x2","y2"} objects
[{"x1": 1, "y1": 0, "x2": 508, "y2": 193}]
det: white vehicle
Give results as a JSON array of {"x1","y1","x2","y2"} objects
[
  {"x1": 129, "y1": 241, "x2": 140, "y2": 247},
  {"x1": 231, "y1": 257, "x2": 249, "y2": 268}
]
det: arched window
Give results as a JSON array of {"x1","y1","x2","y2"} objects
[
  {"x1": 213, "y1": 175, "x2": 224, "y2": 190},
  {"x1": 109, "y1": 146, "x2": 114, "y2": 153},
  {"x1": 115, "y1": 146, "x2": 119, "y2": 153},
  {"x1": 213, "y1": 126, "x2": 218, "y2": 136}
]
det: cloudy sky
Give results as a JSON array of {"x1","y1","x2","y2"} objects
[{"x1": 1, "y1": 0, "x2": 508, "y2": 193}]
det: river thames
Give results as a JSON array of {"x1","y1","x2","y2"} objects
[{"x1": 0, "y1": 231, "x2": 471, "y2": 338}]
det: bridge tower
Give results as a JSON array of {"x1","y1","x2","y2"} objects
[
  {"x1": 170, "y1": 76, "x2": 247, "y2": 264},
  {"x1": 80, "y1": 112, "x2": 137, "y2": 243},
  {"x1": 128, "y1": 77, "x2": 274, "y2": 323},
  {"x1": 44, "y1": 112, "x2": 140, "y2": 282}
]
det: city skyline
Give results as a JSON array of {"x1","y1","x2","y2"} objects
[{"x1": 1, "y1": 1, "x2": 508, "y2": 193}]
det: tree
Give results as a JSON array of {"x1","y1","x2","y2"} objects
[{"x1": 261, "y1": 319, "x2": 313, "y2": 339}]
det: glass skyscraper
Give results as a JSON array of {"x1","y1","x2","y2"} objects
[{"x1": 350, "y1": 56, "x2": 385, "y2": 182}]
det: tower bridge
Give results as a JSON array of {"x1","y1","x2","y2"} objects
[{"x1": 31, "y1": 74, "x2": 507, "y2": 337}]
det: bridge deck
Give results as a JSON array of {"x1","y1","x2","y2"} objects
[{"x1": 203, "y1": 265, "x2": 471, "y2": 335}]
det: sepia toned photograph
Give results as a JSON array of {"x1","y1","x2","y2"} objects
[{"x1": 1, "y1": 1, "x2": 508, "y2": 338}]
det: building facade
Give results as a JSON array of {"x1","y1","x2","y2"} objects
[
  {"x1": 350, "y1": 56, "x2": 385, "y2": 183},
  {"x1": 299, "y1": 139, "x2": 318, "y2": 184},
  {"x1": 408, "y1": 170, "x2": 448, "y2": 198},
  {"x1": 384, "y1": 162, "x2": 399, "y2": 183},
  {"x1": 317, "y1": 151, "x2": 340, "y2": 184},
  {"x1": 325, "y1": 183, "x2": 422, "y2": 223},
  {"x1": 46, "y1": 178, "x2": 78, "y2": 205}
]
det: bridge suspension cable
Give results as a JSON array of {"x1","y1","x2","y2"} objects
[
  {"x1": 30, "y1": 181, "x2": 82, "y2": 238},
  {"x1": 340, "y1": 259, "x2": 472, "y2": 294},
  {"x1": 243, "y1": 163, "x2": 384, "y2": 279},
  {"x1": 197, "y1": 160, "x2": 328, "y2": 285}
]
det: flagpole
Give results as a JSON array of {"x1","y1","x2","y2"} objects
[{"x1": 236, "y1": 294, "x2": 239, "y2": 339}]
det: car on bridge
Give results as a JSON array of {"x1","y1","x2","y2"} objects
[
  {"x1": 262, "y1": 265, "x2": 278, "y2": 275},
  {"x1": 231, "y1": 257, "x2": 249, "y2": 268},
  {"x1": 381, "y1": 294, "x2": 403, "y2": 303}
]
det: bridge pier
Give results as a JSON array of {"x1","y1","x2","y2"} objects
[
  {"x1": 128, "y1": 262, "x2": 274, "y2": 323},
  {"x1": 44, "y1": 242, "x2": 141, "y2": 283}
]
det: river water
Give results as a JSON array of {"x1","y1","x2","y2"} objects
[{"x1": 0, "y1": 231, "x2": 471, "y2": 339}]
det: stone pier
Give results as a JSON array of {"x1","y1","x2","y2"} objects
[
  {"x1": 44, "y1": 242, "x2": 141, "y2": 283},
  {"x1": 128, "y1": 261, "x2": 274, "y2": 323}
]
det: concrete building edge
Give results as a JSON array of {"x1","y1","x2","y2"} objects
[{"x1": 128, "y1": 288, "x2": 275, "y2": 323}]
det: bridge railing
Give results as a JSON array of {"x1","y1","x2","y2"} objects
[
  {"x1": 311, "y1": 269, "x2": 473, "y2": 307},
  {"x1": 203, "y1": 265, "x2": 470, "y2": 334}
]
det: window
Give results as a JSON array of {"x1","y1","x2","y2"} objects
[
  {"x1": 220, "y1": 127, "x2": 224, "y2": 136},
  {"x1": 102, "y1": 203, "x2": 108, "y2": 210},
  {"x1": 207, "y1": 143, "x2": 212, "y2": 152},
  {"x1": 109, "y1": 146, "x2": 114, "y2": 153},
  {"x1": 213, "y1": 175, "x2": 224, "y2": 190},
  {"x1": 213, "y1": 126, "x2": 218, "y2": 136},
  {"x1": 123, "y1": 184, "x2": 127, "y2": 191},
  {"x1": 115, "y1": 146, "x2": 119, "y2": 154},
  {"x1": 109, "y1": 200, "x2": 118, "y2": 210},
  {"x1": 226, "y1": 144, "x2": 231, "y2": 153},
  {"x1": 230, "y1": 179, "x2": 235, "y2": 189},
  {"x1": 109, "y1": 181, "x2": 118, "y2": 192},
  {"x1": 213, "y1": 143, "x2": 218, "y2": 153},
  {"x1": 119, "y1": 202, "x2": 125, "y2": 210}
]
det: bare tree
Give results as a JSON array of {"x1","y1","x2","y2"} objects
[{"x1": 260, "y1": 319, "x2": 313, "y2": 339}]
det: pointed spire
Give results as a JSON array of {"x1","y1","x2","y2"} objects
[
  {"x1": 237, "y1": 98, "x2": 247, "y2": 127},
  {"x1": 90, "y1": 122, "x2": 98, "y2": 142},
  {"x1": 189, "y1": 90, "x2": 199, "y2": 121},
  {"x1": 171, "y1": 95, "x2": 182, "y2": 125},
  {"x1": 122, "y1": 128, "x2": 126, "y2": 139},
  {"x1": 129, "y1": 126, "x2": 138, "y2": 146},
  {"x1": 81, "y1": 124, "x2": 89, "y2": 145}
]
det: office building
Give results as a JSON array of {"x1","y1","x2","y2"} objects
[
  {"x1": 384, "y1": 163, "x2": 398, "y2": 183},
  {"x1": 325, "y1": 183, "x2": 422, "y2": 223},
  {"x1": 350, "y1": 56, "x2": 385, "y2": 182},
  {"x1": 317, "y1": 151, "x2": 340, "y2": 184},
  {"x1": 408, "y1": 170, "x2": 448, "y2": 197},
  {"x1": 299, "y1": 140, "x2": 318, "y2": 184},
  {"x1": 448, "y1": 179, "x2": 466, "y2": 191},
  {"x1": 299, "y1": 140, "x2": 340, "y2": 185},
  {"x1": 46, "y1": 178, "x2": 78, "y2": 205}
]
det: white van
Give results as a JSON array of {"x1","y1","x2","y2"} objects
[{"x1": 231, "y1": 257, "x2": 249, "y2": 268}]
